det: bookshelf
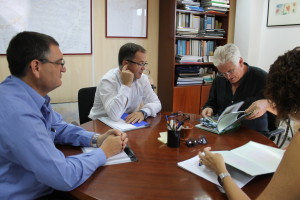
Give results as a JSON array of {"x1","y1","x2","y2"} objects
[{"x1": 158, "y1": 0, "x2": 229, "y2": 114}]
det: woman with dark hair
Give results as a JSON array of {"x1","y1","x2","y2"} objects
[{"x1": 199, "y1": 47, "x2": 300, "y2": 200}]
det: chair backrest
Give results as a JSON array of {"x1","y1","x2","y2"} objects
[
  {"x1": 267, "y1": 112, "x2": 277, "y2": 132},
  {"x1": 78, "y1": 86, "x2": 96, "y2": 124}
]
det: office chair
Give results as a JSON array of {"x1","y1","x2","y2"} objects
[
  {"x1": 78, "y1": 86, "x2": 96, "y2": 124},
  {"x1": 266, "y1": 112, "x2": 293, "y2": 148}
]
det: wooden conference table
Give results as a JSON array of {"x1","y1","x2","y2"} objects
[{"x1": 61, "y1": 112, "x2": 277, "y2": 200}]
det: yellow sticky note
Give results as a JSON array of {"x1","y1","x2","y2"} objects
[{"x1": 157, "y1": 131, "x2": 167, "y2": 144}]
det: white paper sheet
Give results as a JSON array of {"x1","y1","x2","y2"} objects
[
  {"x1": 178, "y1": 155, "x2": 254, "y2": 188},
  {"x1": 82, "y1": 147, "x2": 131, "y2": 166}
]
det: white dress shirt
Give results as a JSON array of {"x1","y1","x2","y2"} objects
[{"x1": 89, "y1": 67, "x2": 161, "y2": 121}]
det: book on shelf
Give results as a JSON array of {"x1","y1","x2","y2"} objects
[
  {"x1": 201, "y1": 0, "x2": 229, "y2": 4},
  {"x1": 199, "y1": 29, "x2": 226, "y2": 38},
  {"x1": 179, "y1": 73, "x2": 200, "y2": 78},
  {"x1": 205, "y1": 28, "x2": 226, "y2": 33},
  {"x1": 176, "y1": 27, "x2": 199, "y2": 33},
  {"x1": 191, "y1": 15, "x2": 200, "y2": 29},
  {"x1": 202, "y1": 2, "x2": 230, "y2": 8},
  {"x1": 176, "y1": 55, "x2": 203, "y2": 63},
  {"x1": 98, "y1": 113, "x2": 150, "y2": 132},
  {"x1": 204, "y1": 6, "x2": 229, "y2": 12},
  {"x1": 196, "y1": 101, "x2": 251, "y2": 134},
  {"x1": 203, "y1": 35, "x2": 224, "y2": 38},
  {"x1": 179, "y1": 1, "x2": 201, "y2": 6},
  {"x1": 204, "y1": 16, "x2": 215, "y2": 29},
  {"x1": 176, "y1": 40, "x2": 215, "y2": 61},
  {"x1": 215, "y1": 20, "x2": 223, "y2": 29},
  {"x1": 201, "y1": 0, "x2": 229, "y2": 3},
  {"x1": 185, "y1": 6, "x2": 204, "y2": 12},
  {"x1": 202, "y1": 74, "x2": 214, "y2": 83},
  {"x1": 205, "y1": 10, "x2": 228, "y2": 14},
  {"x1": 178, "y1": 141, "x2": 284, "y2": 187},
  {"x1": 177, "y1": 77, "x2": 204, "y2": 82}
]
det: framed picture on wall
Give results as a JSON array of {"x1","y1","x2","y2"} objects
[
  {"x1": 267, "y1": 0, "x2": 300, "y2": 26},
  {"x1": 106, "y1": 0, "x2": 148, "y2": 38}
]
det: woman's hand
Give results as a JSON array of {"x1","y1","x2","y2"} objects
[{"x1": 199, "y1": 147, "x2": 228, "y2": 175}]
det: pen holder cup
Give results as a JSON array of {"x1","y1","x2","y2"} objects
[
  {"x1": 167, "y1": 130, "x2": 181, "y2": 148},
  {"x1": 180, "y1": 123, "x2": 194, "y2": 141}
]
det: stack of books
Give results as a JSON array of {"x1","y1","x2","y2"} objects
[
  {"x1": 176, "y1": 55, "x2": 203, "y2": 63},
  {"x1": 176, "y1": 66, "x2": 202, "y2": 85},
  {"x1": 175, "y1": 66, "x2": 215, "y2": 86},
  {"x1": 176, "y1": 27, "x2": 199, "y2": 37},
  {"x1": 199, "y1": 29, "x2": 226, "y2": 38},
  {"x1": 177, "y1": 1, "x2": 203, "y2": 12},
  {"x1": 176, "y1": 40, "x2": 215, "y2": 59},
  {"x1": 201, "y1": 0, "x2": 230, "y2": 14},
  {"x1": 176, "y1": 12, "x2": 200, "y2": 36},
  {"x1": 177, "y1": 77, "x2": 204, "y2": 85}
]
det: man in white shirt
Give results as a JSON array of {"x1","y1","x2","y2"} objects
[{"x1": 89, "y1": 43, "x2": 161, "y2": 124}]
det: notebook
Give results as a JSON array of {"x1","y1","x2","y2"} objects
[{"x1": 98, "y1": 113, "x2": 150, "y2": 132}]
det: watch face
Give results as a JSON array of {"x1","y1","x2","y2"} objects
[{"x1": 218, "y1": 173, "x2": 230, "y2": 186}]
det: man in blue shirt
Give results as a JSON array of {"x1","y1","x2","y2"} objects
[{"x1": 0, "y1": 31, "x2": 128, "y2": 199}]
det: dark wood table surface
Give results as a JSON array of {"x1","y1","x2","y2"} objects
[{"x1": 59, "y1": 112, "x2": 277, "y2": 200}]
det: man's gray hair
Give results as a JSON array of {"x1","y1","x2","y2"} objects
[{"x1": 213, "y1": 43, "x2": 241, "y2": 67}]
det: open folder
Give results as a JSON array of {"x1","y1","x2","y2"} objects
[
  {"x1": 98, "y1": 113, "x2": 150, "y2": 132},
  {"x1": 196, "y1": 101, "x2": 251, "y2": 134},
  {"x1": 82, "y1": 145, "x2": 137, "y2": 166},
  {"x1": 178, "y1": 141, "x2": 285, "y2": 187}
]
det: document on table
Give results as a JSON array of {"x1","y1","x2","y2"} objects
[
  {"x1": 178, "y1": 155, "x2": 254, "y2": 188},
  {"x1": 98, "y1": 113, "x2": 150, "y2": 132},
  {"x1": 218, "y1": 141, "x2": 285, "y2": 176},
  {"x1": 82, "y1": 146, "x2": 137, "y2": 165},
  {"x1": 178, "y1": 141, "x2": 285, "y2": 187}
]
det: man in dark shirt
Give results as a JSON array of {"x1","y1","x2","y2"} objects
[{"x1": 201, "y1": 43, "x2": 269, "y2": 135}]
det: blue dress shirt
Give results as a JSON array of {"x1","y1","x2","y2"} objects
[{"x1": 0, "y1": 76, "x2": 107, "y2": 200}]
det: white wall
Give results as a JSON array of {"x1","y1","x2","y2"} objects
[{"x1": 234, "y1": 0, "x2": 300, "y2": 72}]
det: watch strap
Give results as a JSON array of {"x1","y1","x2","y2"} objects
[
  {"x1": 91, "y1": 133, "x2": 100, "y2": 148},
  {"x1": 217, "y1": 172, "x2": 230, "y2": 186},
  {"x1": 139, "y1": 110, "x2": 147, "y2": 119}
]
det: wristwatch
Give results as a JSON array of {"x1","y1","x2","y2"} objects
[
  {"x1": 217, "y1": 172, "x2": 230, "y2": 186},
  {"x1": 91, "y1": 133, "x2": 100, "y2": 148},
  {"x1": 139, "y1": 110, "x2": 148, "y2": 119}
]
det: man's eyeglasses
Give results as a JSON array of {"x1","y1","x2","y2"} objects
[
  {"x1": 39, "y1": 59, "x2": 66, "y2": 68},
  {"x1": 217, "y1": 68, "x2": 235, "y2": 77},
  {"x1": 127, "y1": 60, "x2": 148, "y2": 67}
]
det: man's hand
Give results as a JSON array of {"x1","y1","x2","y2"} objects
[
  {"x1": 125, "y1": 111, "x2": 144, "y2": 124},
  {"x1": 201, "y1": 107, "x2": 213, "y2": 118},
  {"x1": 99, "y1": 130, "x2": 128, "y2": 158},
  {"x1": 97, "y1": 129, "x2": 125, "y2": 147},
  {"x1": 245, "y1": 99, "x2": 275, "y2": 120},
  {"x1": 120, "y1": 65, "x2": 134, "y2": 87}
]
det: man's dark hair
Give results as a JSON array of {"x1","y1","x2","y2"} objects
[
  {"x1": 265, "y1": 47, "x2": 300, "y2": 121},
  {"x1": 118, "y1": 43, "x2": 146, "y2": 67},
  {"x1": 6, "y1": 31, "x2": 59, "y2": 77}
]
